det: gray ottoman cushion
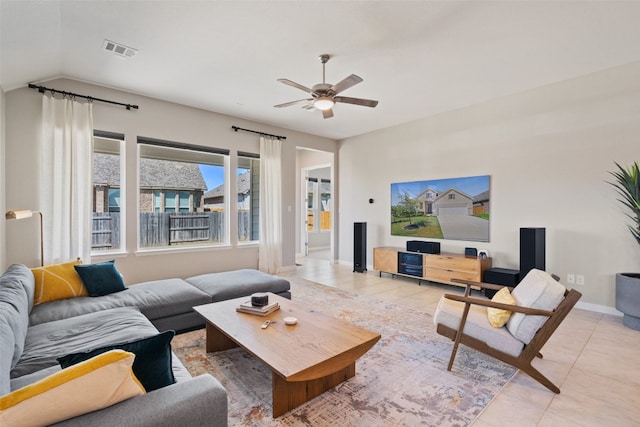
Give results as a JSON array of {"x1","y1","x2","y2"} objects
[
  {"x1": 29, "y1": 278, "x2": 211, "y2": 325},
  {"x1": 186, "y1": 269, "x2": 290, "y2": 302}
]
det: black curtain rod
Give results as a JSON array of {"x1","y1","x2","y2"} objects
[
  {"x1": 28, "y1": 83, "x2": 139, "y2": 110},
  {"x1": 231, "y1": 125, "x2": 286, "y2": 140}
]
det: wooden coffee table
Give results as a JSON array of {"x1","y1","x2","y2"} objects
[{"x1": 193, "y1": 292, "x2": 381, "y2": 417}]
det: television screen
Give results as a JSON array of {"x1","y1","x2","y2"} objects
[{"x1": 390, "y1": 175, "x2": 490, "y2": 242}]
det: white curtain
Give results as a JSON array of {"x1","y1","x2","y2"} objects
[
  {"x1": 259, "y1": 136, "x2": 282, "y2": 274},
  {"x1": 40, "y1": 95, "x2": 94, "y2": 264}
]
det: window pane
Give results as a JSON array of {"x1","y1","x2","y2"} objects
[
  {"x1": 108, "y1": 189, "x2": 120, "y2": 212},
  {"x1": 237, "y1": 156, "x2": 260, "y2": 242},
  {"x1": 320, "y1": 181, "x2": 331, "y2": 231},
  {"x1": 307, "y1": 180, "x2": 316, "y2": 231},
  {"x1": 139, "y1": 142, "x2": 227, "y2": 248},
  {"x1": 92, "y1": 135, "x2": 123, "y2": 253},
  {"x1": 179, "y1": 192, "x2": 190, "y2": 213}
]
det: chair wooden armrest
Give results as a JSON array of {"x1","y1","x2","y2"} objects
[
  {"x1": 450, "y1": 278, "x2": 514, "y2": 292},
  {"x1": 443, "y1": 293, "x2": 554, "y2": 317}
]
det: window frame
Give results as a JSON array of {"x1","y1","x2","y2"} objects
[
  {"x1": 91, "y1": 131, "x2": 126, "y2": 256},
  {"x1": 236, "y1": 152, "x2": 260, "y2": 244},
  {"x1": 137, "y1": 137, "x2": 230, "y2": 252}
]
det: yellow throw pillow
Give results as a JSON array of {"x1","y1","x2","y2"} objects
[
  {"x1": 31, "y1": 259, "x2": 88, "y2": 305},
  {"x1": 487, "y1": 287, "x2": 516, "y2": 328},
  {"x1": 0, "y1": 350, "x2": 145, "y2": 427}
]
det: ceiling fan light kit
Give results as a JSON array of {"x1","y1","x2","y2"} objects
[
  {"x1": 275, "y1": 54, "x2": 378, "y2": 119},
  {"x1": 313, "y1": 96, "x2": 334, "y2": 111}
]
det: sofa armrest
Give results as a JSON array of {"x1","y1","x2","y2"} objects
[{"x1": 52, "y1": 374, "x2": 227, "y2": 427}]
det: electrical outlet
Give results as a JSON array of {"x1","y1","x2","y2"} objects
[
  {"x1": 576, "y1": 275, "x2": 585, "y2": 286},
  {"x1": 567, "y1": 274, "x2": 576, "y2": 284}
]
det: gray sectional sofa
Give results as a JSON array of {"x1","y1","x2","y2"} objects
[{"x1": 0, "y1": 264, "x2": 291, "y2": 426}]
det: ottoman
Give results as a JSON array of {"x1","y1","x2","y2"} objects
[{"x1": 185, "y1": 269, "x2": 291, "y2": 303}]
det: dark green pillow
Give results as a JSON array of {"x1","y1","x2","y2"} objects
[
  {"x1": 57, "y1": 331, "x2": 176, "y2": 392},
  {"x1": 74, "y1": 260, "x2": 127, "y2": 297}
]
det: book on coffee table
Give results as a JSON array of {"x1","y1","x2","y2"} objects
[{"x1": 236, "y1": 301, "x2": 280, "y2": 316}]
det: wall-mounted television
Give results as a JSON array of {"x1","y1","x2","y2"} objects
[{"x1": 390, "y1": 175, "x2": 490, "y2": 242}]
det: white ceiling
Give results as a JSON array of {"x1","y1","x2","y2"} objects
[{"x1": 2, "y1": 1, "x2": 640, "y2": 140}]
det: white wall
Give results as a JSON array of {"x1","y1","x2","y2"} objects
[
  {"x1": 339, "y1": 61, "x2": 640, "y2": 310},
  {"x1": 0, "y1": 89, "x2": 6, "y2": 271},
  {"x1": 4, "y1": 78, "x2": 336, "y2": 282}
]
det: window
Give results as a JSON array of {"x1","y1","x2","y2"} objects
[
  {"x1": 92, "y1": 132, "x2": 125, "y2": 253},
  {"x1": 107, "y1": 189, "x2": 120, "y2": 212},
  {"x1": 138, "y1": 137, "x2": 229, "y2": 249},
  {"x1": 179, "y1": 192, "x2": 191, "y2": 213},
  {"x1": 449, "y1": 193, "x2": 456, "y2": 200},
  {"x1": 237, "y1": 153, "x2": 260, "y2": 242}
]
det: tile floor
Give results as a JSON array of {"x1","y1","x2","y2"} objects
[{"x1": 280, "y1": 254, "x2": 640, "y2": 427}]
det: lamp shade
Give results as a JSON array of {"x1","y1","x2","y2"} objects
[
  {"x1": 6, "y1": 209, "x2": 34, "y2": 220},
  {"x1": 313, "y1": 97, "x2": 335, "y2": 111}
]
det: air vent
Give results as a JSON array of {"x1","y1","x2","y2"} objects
[
  {"x1": 301, "y1": 104, "x2": 314, "y2": 111},
  {"x1": 103, "y1": 39, "x2": 138, "y2": 58}
]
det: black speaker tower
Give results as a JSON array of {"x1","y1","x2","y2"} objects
[
  {"x1": 520, "y1": 227, "x2": 545, "y2": 278},
  {"x1": 354, "y1": 222, "x2": 367, "y2": 273}
]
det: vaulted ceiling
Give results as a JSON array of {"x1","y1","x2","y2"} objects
[{"x1": 2, "y1": 1, "x2": 640, "y2": 140}]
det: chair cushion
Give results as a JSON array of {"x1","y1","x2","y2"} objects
[
  {"x1": 506, "y1": 269, "x2": 566, "y2": 345},
  {"x1": 487, "y1": 287, "x2": 515, "y2": 328},
  {"x1": 434, "y1": 296, "x2": 524, "y2": 358}
]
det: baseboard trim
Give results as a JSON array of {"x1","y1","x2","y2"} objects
[{"x1": 575, "y1": 301, "x2": 622, "y2": 316}]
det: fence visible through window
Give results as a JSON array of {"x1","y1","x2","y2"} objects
[{"x1": 91, "y1": 212, "x2": 229, "y2": 249}]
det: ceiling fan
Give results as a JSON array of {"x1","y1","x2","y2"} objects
[{"x1": 274, "y1": 54, "x2": 378, "y2": 119}]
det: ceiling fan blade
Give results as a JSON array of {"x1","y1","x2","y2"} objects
[
  {"x1": 273, "y1": 98, "x2": 313, "y2": 108},
  {"x1": 330, "y1": 74, "x2": 363, "y2": 95},
  {"x1": 277, "y1": 78, "x2": 315, "y2": 95},
  {"x1": 322, "y1": 109, "x2": 334, "y2": 119},
  {"x1": 334, "y1": 96, "x2": 378, "y2": 108}
]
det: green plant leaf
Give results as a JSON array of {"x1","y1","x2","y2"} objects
[{"x1": 608, "y1": 161, "x2": 640, "y2": 247}]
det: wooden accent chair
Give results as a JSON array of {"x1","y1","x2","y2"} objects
[{"x1": 433, "y1": 269, "x2": 582, "y2": 393}]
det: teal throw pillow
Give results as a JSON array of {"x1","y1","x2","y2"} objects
[
  {"x1": 57, "y1": 330, "x2": 176, "y2": 392},
  {"x1": 74, "y1": 260, "x2": 127, "y2": 297}
]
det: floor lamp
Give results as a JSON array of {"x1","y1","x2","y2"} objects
[{"x1": 5, "y1": 209, "x2": 44, "y2": 267}]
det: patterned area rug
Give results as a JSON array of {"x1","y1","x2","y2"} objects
[{"x1": 173, "y1": 278, "x2": 516, "y2": 427}]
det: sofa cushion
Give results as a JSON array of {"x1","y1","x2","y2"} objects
[
  {"x1": 59, "y1": 331, "x2": 176, "y2": 392},
  {"x1": 433, "y1": 295, "x2": 524, "y2": 358},
  {"x1": 28, "y1": 278, "x2": 211, "y2": 326},
  {"x1": 506, "y1": 269, "x2": 566, "y2": 345},
  {"x1": 0, "y1": 264, "x2": 35, "y2": 395},
  {"x1": 0, "y1": 350, "x2": 144, "y2": 427},
  {"x1": 186, "y1": 269, "x2": 290, "y2": 302},
  {"x1": 74, "y1": 260, "x2": 127, "y2": 297},
  {"x1": 12, "y1": 307, "x2": 158, "y2": 379},
  {"x1": 31, "y1": 259, "x2": 87, "y2": 305}
]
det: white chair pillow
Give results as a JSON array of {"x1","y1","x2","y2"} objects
[{"x1": 506, "y1": 269, "x2": 566, "y2": 344}]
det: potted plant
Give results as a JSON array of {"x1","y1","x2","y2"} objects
[{"x1": 609, "y1": 161, "x2": 640, "y2": 330}]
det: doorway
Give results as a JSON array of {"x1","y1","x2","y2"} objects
[{"x1": 296, "y1": 148, "x2": 334, "y2": 263}]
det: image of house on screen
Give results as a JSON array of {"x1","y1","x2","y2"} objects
[{"x1": 391, "y1": 175, "x2": 490, "y2": 242}]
